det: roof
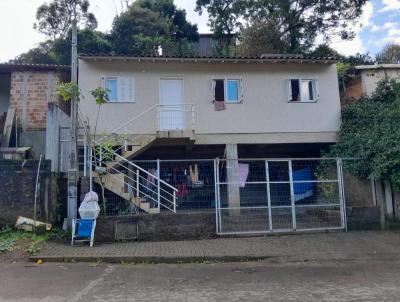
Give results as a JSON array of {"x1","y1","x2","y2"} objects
[
  {"x1": 356, "y1": 64, "x2": 400, "y2": 70},
  {"x1": 79, "y1": 54, "x2": 339, "y2": 64},
  {"x1": 0, "y1": 63, "x2": 70, "y2": 72}
]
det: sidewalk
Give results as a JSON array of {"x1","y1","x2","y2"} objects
[{"x1": 31, "y1": 231, "x2": 400, "y2": 263}]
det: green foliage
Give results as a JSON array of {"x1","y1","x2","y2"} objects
[
  {"x1": 110, "y1": 1, "x2": 198, "y2": 56},
  {"x1": 196, "y1": 0, "x2": 368, "y2": 53},
  {"x1": 34, "y1": 0, "x2": 97, "y2": 40},
  {"x1": 237, "y1": 19, "x2": 289, "y2": 57},
  {"x1": 330, "y1": 78, "x2": 400, "y2": 187},
  {"x1": 57, "y1": 81, "x2": 80, "y2": 102},
  {"x1": 376, "y1": 43, "x2": 400, "y2": 64},
  {"x1": 90, "y1": 87, "x2": 109, "y2": 105},
  {"x1": 0, "y1": 226, "x2": 48, "y2": 254}
]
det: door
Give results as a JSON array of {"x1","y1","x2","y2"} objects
[{"x1": 159, "y1": 79, "x2": 184, "y2": 130}]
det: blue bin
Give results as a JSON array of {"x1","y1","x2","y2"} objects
[{"x1": 77, "y1": 219, "x2": 94, "y2": 238}]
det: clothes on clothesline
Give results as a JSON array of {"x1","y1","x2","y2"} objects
[{"x1": 238, "y1": 163, "x2": 249, "y2": 188}]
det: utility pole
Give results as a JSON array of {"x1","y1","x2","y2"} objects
[{"x1": 67, "y1": 12, "x2": 78, "y2": 227}]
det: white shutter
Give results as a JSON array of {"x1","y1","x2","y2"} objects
[
  {"x1": 314, "y1": 79, "x2": 320, "y2": 100},
  {"x1": 118, "y1": 77, "x2": 127, "y2": 102},
  {"x1": 212, "y1": 79, "x2": 216, "y2": 102},
  {"x1": 101, "y1": 76, "x2": 106, "y2": 89},
  {"x1": 117, "y1": 76, "x2": 134, "y2": 102},
  {"x1": 240, "y1": 78, "x2": 244, "y2": 102},
  {"x1": 287, "y1": 79, "x2": 293, "y2": 101}
]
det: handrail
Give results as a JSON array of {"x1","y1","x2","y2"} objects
[
  {"x1": 95, "y1": 142, "x2": 178, "y2": 192},
  {"x1": 92, "y1": 156, "x2": 176, "y2": 208}
]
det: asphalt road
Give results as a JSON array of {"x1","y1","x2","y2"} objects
[{"x1": 1, "y1": 259, "x2": 400, "y2": 302}]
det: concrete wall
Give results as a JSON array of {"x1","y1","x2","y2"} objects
[
  {"x1": 78, "y1": 60, "x2": 341, "y2": 144},
  {"x1": 0, "y1": 160, "x2": 65, "y2": 227},
  {"x1": 0, "y1": 73, "x2": 11, "y2": 115},
  {"x1": 95, "y1": 211, "x2": 216, "y2": 242},
  {"x1": 361, "y1": 68, "x2": 400, "y2": 96}
]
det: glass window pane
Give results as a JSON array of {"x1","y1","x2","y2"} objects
[
  {"x1": 214, "y1": 79, "x2": 225, "y2": 102},
  {"x1": 106, "y1": 78, "x2": 118, "y2": 102},
  {"x1": 290, "y1": 79, "x2": 300, "y2": 101},
  {"x1": 227, "y1": 80, "x2": 239, "y2": 102}
]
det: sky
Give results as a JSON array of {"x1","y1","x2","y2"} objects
[{"x1": 0, "y1": 0, "x2": 399, "y2": 63}]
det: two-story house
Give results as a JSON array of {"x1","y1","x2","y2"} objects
[{"x1": 77, "y1": 54, "x2": 344, "y2": 238}]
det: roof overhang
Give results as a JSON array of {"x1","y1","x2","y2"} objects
[
  {"x1": 79, "y1": 55, "x2": 339, "y2": 65},
  {"x1": 0, "y1": 63, "x2": 70, "y2": 73},
  {"x1": 356, "y1": 64, "x2": 400, "y2": 70}
]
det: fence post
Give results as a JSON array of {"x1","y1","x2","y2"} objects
[
  {"x1": 288, "y1": 160, "x2": 297, "y2": 230},
  {"x1": 83, "y1": 136, "x2": 87, "y2": 177},
  {"x1": 265, "y1": 160, "x2": 273, "y2": 232},
  {"x1": 337, "y1": 158, "x2": 347, "y2": 231},
  {"x1": 157, "y1": 159, "x2": 161, "y2": 211}
]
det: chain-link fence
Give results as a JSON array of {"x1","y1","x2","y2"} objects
[{"x1": 216, "y1": 158, "x2": 345, "y2": 235}]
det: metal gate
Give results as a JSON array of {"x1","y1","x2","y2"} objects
[{"x1": 215, "y1": 158, "x2": 346, "y2": 235}]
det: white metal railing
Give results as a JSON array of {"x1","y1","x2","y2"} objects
[
  {"x1": 98, "y1": 103, "x2": 195, "y2": 146},
  {"x1": 157, "y1": 104, "x2": 195, "y2": 132},
  {"x1": 94, "y1": 143, "x2": 178, "y2": 213}
]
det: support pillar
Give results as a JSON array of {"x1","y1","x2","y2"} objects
[{"x1": 225, "y1": 144, "x2": 240, "y2": 214}]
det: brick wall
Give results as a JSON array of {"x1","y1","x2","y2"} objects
[{"x1": 9, "y1": 71, "x2": 68, "y2": 131}]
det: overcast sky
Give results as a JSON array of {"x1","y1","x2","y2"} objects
[{"x1": 0, "y1": 0, "x2": 399, "y2": 63}]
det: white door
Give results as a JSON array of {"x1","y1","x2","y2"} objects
[{"x1": 159, "y1": 79, "x2": 184, "y2": 130}]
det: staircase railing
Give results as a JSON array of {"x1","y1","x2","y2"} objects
[{"x1": 94, "y1": 142, "x2": 178, "y2": 213}]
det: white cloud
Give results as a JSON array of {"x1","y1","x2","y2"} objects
[
  {"x1": 330, "y1": 2, "x2": 374, "y2": 55},
  {"x1": 379, "y1": 0, "x2": 400, "y2": 12}
]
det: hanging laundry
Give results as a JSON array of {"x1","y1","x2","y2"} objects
[
  {"x1": 214, "y1": 101, "x2": 225, "y2": 111},
  {"x1": 189, "y1": 164, "x2": 199, "y2": 183},
  {"x1": 239, "y1": 163, "x2": 249, "y2": 188}
]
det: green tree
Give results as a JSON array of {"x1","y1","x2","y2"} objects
[
  {"x1": 330, "y1": 79, "x2": 400, "y2": 187},
  {"x1": 34, "y1": 0, "x2": 97, "y2": 40},
  {"x1": 237, "y1": 19, "x2": 289, "y2": 56},
  {"x1": 196, "y1": 0, "x2": 368, "y2": 53},
  {"x1": 110, "y1": 0, "x2": 199, "y2": 56},
  {"x1": 376, "y1": 44, "x2": 400, "y2": 64},
  {"x1": 11, "y1": 29, "x2": 112, "y2": 65}
]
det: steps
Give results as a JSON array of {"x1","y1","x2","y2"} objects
[{"x1": 93, "y1": 172, "x2": 160, "y2": 214}]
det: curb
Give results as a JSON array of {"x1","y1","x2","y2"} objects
[{"x1": 29, "y1": 255, "x2": 279, "y2": 264}]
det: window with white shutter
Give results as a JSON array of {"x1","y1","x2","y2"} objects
[
  {"x1": 288, "y1": 78, "x2": 319, "y2": 102},
  {"x1": 103, "y1": 76, "x2": 135, "y2": 103}
]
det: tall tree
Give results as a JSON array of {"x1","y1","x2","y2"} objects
[
  {"x1": 376, "y1": 44, "x2": 400, "y2": 64},
  {"x1": 110, "y1": 0, "x2": 199, "y2": 56},
  {"x1": 196, "y1": 0, "x2": 368, "y2": 53},
  {"x1": 34, "y1": 0, "x2": 97, "y2": 40}
]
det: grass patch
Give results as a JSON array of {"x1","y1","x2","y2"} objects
[{"x1": 0, "y1": 226, "x2": 68, "y2": 254}]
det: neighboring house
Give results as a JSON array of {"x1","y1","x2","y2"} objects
[
  {"x1": 340, "y1": 64, "x2": 400, "y2": 105},
  {"x1": 0, "y1": 63, "x2": 70, "y2": 159},
  {"x1": 192, "y1": 33, "x2": 237, "y2": 57}
]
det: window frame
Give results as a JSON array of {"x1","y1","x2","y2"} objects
[
  {"x1": 288, "y1": 78, "x2": 319, "y2": 103},
  {"x1": 212, "y1": 78, "x2": 243, "y2": 104},
  {"x1": 102, "y1": 75, "x2": 135, "y2": 103}
]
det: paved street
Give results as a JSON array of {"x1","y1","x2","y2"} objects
[
  {"x1": 31, "y1": 231, "x2": 400, "y2": 263},
  {"x1": 1, "y1": 259, "x2": 400, "y2": 302}
]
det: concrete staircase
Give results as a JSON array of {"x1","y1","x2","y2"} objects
[{"x1": 93, "y1": 171, "x2": 160, "y2": 214}]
